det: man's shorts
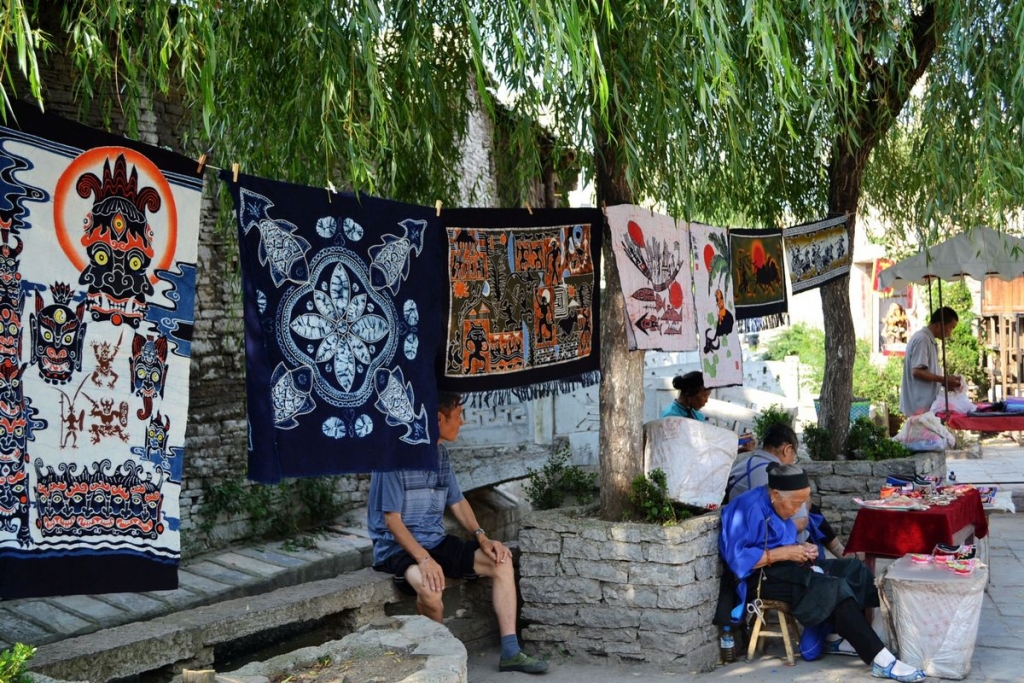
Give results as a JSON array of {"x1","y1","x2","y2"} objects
[{"x1": 373, "y1": 535, "x2": 481, "y2": 596}]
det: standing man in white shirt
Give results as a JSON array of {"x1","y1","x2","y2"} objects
[{"x1": 900, "y1": 306, "x2": 960, "y2": 416}]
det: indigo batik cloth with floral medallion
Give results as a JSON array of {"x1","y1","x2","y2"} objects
[{"x1": 224, "y1": 174, "x2": 444, "y2": 483}]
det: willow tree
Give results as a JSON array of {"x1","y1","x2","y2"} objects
[{"x1": 6, "y1": 1, "x2": 1024, "y2": 515}]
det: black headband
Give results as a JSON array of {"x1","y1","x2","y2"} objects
[{"x1": 767, "y1": 465, "x2": 809, "y2": 491}]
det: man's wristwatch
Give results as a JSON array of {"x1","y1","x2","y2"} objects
[{"x1": 473, "y1": 528, "x2": 486, "y2": 537}]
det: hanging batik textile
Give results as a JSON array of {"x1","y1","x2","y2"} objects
[
  {"x1": 605, "y1": 205, "x2": 696, "y2": 351},
  {"x1": 0, "y1": 102, "x2": 202, "y2": 598},
  {"x1": 225, "y1": 174, "x2": 444, "y2": 483},
  {"x1": 689, "y1": 222, "x2": 743, "y2": 387},
  {"x1": 729, "y1": 227, "x2": 788, "y2": 332},
  {"x1": 783, "y1": 215, "x2": 851, "y2": 294},
  {"x1": 439, "y1": 208, "x2": 602, "y2": 403}
]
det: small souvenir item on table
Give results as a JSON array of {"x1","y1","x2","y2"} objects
[{"x1": 909, "y1": 553, "x2": 933, "y2": 564}]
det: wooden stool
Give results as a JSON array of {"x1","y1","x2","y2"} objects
[{"x1": 746, "y1": 599, "x2": 799, "y2": 666}]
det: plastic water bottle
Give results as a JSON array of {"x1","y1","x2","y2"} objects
[{"x1": 720, "y1": 625, "x2": 736, "y2": 663}]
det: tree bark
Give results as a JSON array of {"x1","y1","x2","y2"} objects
[
  {"x1": 820, "y1": 146, "x2": 869, "y2": 456},
  {"x1": 819, "y1": 1, "x2": 942, "y2": 457},
  {"x1": 593, "y1": 89, "x2": 643, "y2": 521}
]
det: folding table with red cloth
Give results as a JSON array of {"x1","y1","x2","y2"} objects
[{"x1": 846, "y1": 488, "x2": 988, "y2": 560}]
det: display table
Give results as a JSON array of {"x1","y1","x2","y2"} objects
[
  {"x1": 846, "y1": 489, "x2": 988, "y2": 559},
  {"x1": 939, "y1": 410, "x2": 1024, "y2": 432},
  {"x1": 879, "y1": 555, "x2": 987, "y2": 679}
]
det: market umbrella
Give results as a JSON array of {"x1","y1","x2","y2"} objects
[
  {"x1": 877, "y1": 225, "x2": 1024, "y2": 289},
  {"x1": 877, "y1": 226, "x2": 1024, "y2": 418}
]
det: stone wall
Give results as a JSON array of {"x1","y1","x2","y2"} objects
[
  {"x1": 804, "y1": 451, "x2": 946, "y2": 539},
  {"x1": 517, "y1": 508, "x2": 721, "y2": 670}
]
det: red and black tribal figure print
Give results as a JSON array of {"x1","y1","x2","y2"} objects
[
  {"x1": 439, "y1": 208, "x2": 603, "y2": 400},
  {"x1": 0, "y1": 103, "x2": 202, "y2": 598}
]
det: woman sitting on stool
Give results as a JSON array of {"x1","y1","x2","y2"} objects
[{"x1": 719, "y1": 463, "x2": 927, "y2": 682}]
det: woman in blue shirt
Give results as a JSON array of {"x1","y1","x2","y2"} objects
[{"x1": 661, "y1": 370, "x2": 710, "y2": 420}]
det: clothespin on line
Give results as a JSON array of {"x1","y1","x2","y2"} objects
[
  {"x1": 327, "y1": 181, "x2": 337, "y2": 204},
  {"x1": 435, "y1": 200, "x2": 442, "y2": 217},
  {"x1": 231, "y1": 163, "x2": 240, "y2": 182},
  {"x1": 524, "y1": 202, "x2": 533, "y2": 215},
  {"x1": 195, "y1": 146, "x2": 213, "y2": 175}
]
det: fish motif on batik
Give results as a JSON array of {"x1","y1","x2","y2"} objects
[
  {"x1": 373, "y1": 366, "x2": 430, "y2": 445},
  {"x1": 239, "y1": 188, "x2": 311, "y2": 286}
]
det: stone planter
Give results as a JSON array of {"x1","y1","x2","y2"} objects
[
  {"x1": 803, "y1": 451, "x2": 946, "y2": 539},
  {"x1": 518, "y1": 507, "x2": 720, "y2": 670}
]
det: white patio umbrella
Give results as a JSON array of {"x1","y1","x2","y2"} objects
[
  {"x1": 877, "y1": 226, "x2": 1024, "y2": 418},
  {"x1": 877, "y1": 225, "x2": 1024, "y2": 289}
]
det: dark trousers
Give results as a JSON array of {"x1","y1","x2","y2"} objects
[{"x1": 828, "y1": 597, "x2": 884, "y2": 664}]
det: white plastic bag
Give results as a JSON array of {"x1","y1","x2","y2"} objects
[
  {"x1": 643, "y1": 417, "x2": 738, "y2": 508},
  {"x1": 893, "y1": 413, "x2": 956, "y2": 451},
  {"x1": 880, "y1": 556, "x2": 987, "y2": 679},
  {"x1": 928, "y1": 376, "x2": 974, "y2": 414}
]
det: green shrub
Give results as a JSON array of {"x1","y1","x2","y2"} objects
[
  {"x1": 524, "y1": 445, "x2": 597, "y2": 510},
  {"x1": 802, "y1": 423, "x2": 835, "y2": 461},
  {"x1": 0, "y1": 643, "x2": 35, "y2": 683},
  {"x1": 762, "y1": 323, "x2": 826, "y2": 392},
  {"x1": 753, "y1": 404, "x2": 794, "y2": 442},
  {"x1": 628, "y1": 469, "x2": 690, "y2": 525},
  {"x1": 846, "y1": 417, "x2": 912, "y2": 461}
]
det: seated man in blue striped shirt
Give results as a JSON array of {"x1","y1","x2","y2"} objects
[{"x1": 368, "y1": 391, "x2": 547, "y2": 675}]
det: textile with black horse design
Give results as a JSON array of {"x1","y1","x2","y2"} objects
[
  {"x1": 689, "y1": 222, "x2": 743, "y2": 388},
  {"x1": 729, "y1": 227, "x2": 789, "y2": 329},
  {"x1": 605, "y1": 205, "x2": 696, "y2": 351},
  {"x1": 225, "y1": 174, "x2": 444, "y2": 483},
  {"x1": 783, "y1": 215, "x2": 851, "y2": 294},
  {"x1": 439, "y1": 208, "x2": 602, "y2": 402},
  {"x1": 0, "y1": 102, "x2": 202, "y2": 598}
]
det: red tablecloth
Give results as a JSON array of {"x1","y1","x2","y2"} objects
[
  {"x1": 940, "y1": 411, "x2": 1024, "y2": 432},
  {"x1": 846, "y1": 489, "x2": 988, "y2": 558}
]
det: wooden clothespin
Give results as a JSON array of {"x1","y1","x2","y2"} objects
[
  {"x1": 524, "y1": 202, "x2": 533, "y2": 215},
  {"x1": 231, "y1": 163, "x2": 240, "y2": 182},
  {"x1": 435, "y1": 200, "x2": 443, "y2": 217},
  {"x1": 327, "y1": 181, "x2": 337, "y2": 203},
  {"x1": 195, "y1": 146, "x2": 212, "y2": 174}
]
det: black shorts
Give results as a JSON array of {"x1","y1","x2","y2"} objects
[{"x1": 374, "y1": 535, "x2": 480, "y2": 596}]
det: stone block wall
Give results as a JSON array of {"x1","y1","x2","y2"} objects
[
  {"x1": 518, "y1": 508, "x2": 721, "y2": 670},
  {"x1": 803, "y1": 451, "x2": 946, "y2": 539}
]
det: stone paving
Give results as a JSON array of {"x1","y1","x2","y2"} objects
[{"x1": 0, "y1": 444, "x2": 1022, "y2": 682}]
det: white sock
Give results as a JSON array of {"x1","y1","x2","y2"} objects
[{"x1": 873, "y1": 648, "x2": 919, "y2": 676}]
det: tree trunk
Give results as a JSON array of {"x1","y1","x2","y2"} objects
[
  {"x1": 820, "y1": 144, "x2": 869, "y2": 457},
  {"x1": 593, "y1": 100, "x2": 643, "y2": 521}
]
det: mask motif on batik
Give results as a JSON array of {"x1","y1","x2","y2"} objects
[
  {"x1": 76, "y1": 154, "x2": 159, "y2": 328},
  {"x1": 145, "y1": 412, "x2": 170, "y2": 462},
  {"x1": 130, "y1": 334, "x2": 168, "y2": 420},
  {"x1": 0, "y1": 360, "x2": 24, "y2": 420},
  {"x1": 0, "y1": 413, "x2": 27, "y2": 464},
  {"x1": 0, "y1": 296, "x2": 23, "y2": 363},
  {"x1": 30, "y1": 283, "x2": 87, "y2": 385},
  {"x1": 0, "y1": 227, "x2": 23, "y2": 302}
]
